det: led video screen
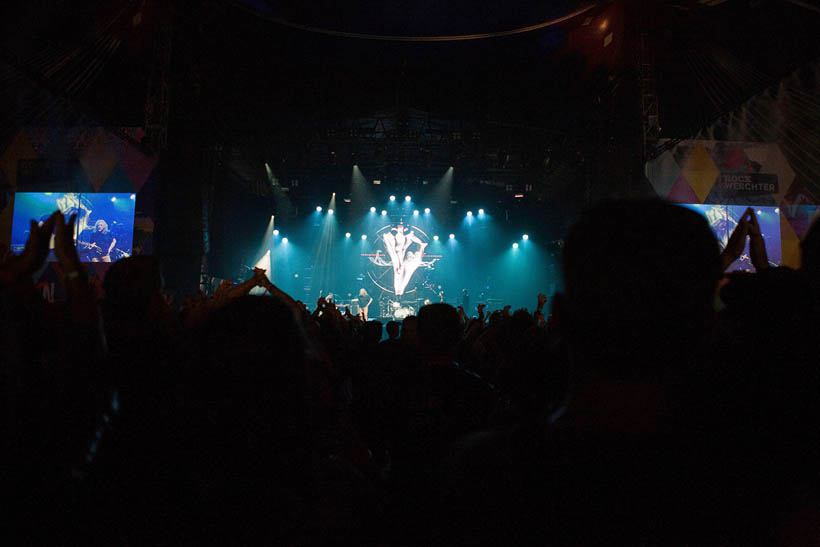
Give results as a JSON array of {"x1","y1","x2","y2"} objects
[
  {"x1": 681, "y1": 204, "x2": 781, "y2": 271},
  {"x1": 11, "y1": 192, "x2": 136, "y2": 263}
]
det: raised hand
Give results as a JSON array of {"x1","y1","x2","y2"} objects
[
  {"x1": 537, "y1": 293, "x2": 547, "y2": 307},
  {"x1": 503, "y1": 305, "x2": 511, "y2": 317},
  {"x1": 746, "y1": 208, "x2": 769, "y2": 271},
  {"x1": 213, "y1": 279, "x2": 234, "y2": 307},
  {"x1": 53, "y1": 211, "x2": 81, "y2": 273},
  {"x1": 9, "y1": 212, "x2": 58, "y2": 279},
  {"x1": 720, "y1": 210, "x2": 750, "y2": 272}
]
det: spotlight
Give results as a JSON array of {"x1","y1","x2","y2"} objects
[
  {"x1": 273, "y1": 229, "x2": 279, "y2": 236},
  {"x1": 522, "y1": 234, "x2": 529, "y2": 240},
  {"x1": 370, "y1": 206, "x2": 376, "y2": 213},
  {"x1": 345, "y1": 232, "x2": 351, "y2": 238},
  {"x1": 381, "y1": 210, "x2": 387, "y2": 216},
  {"x1": 424, "y1": 208, "x2": 431, "y2": 214},
  {"x1": 130, "y1": 194, "x2": 136, "y2": 200},
  {"x1": 389, "y1": 195, "x2": 396, "y2": 201},
  {"x1": 756, "y1": 210, "x2": 762, "y2": 215},
  {"x1": 328, "y1": 208, "x2": 334, "y2": 214},
  {"x1": 449, "y1": 234, "x2": 455, "y2": 239},
  {"x1": 413, "y1": 210, "x2": 419, "y2": 215},
  {"x1": 361, "y1": 234, "x2": 367, "y2": 240},
  {"x1": 775, "y1": 207, "x2": 780, "y2": 213},
  {"x1": 478, "y1": 208, "x2": 484, "y2": 215},
  {"x1": 467, "y1": 211, "x2": 473, "y2": 217},
  {"x1": 110, "y1": 197, "x2": 117, "y2": 202},
  {"x1": 294, "y1": 273, "x2": 299, "y2": 278},
  {"x1": 513, "y1": 242, "x2": 519, "y2": 249},
  {"x1": 405, "y1": 195, "x2": 411, "y2": 202},
  {"x1": 433, "y1": 235, "x2": 439, "y2": 241},
  {"x1": 282, "y1": 237, "x2": 289, "y2": 244},
  {"x1": 316, "y1": 206, "x2": 322, "y2": 212}
]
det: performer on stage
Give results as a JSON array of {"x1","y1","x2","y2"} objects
[
  {"x1": 89, "y1": 219, "x2": 116, "y2": 262},
  {"x1": 358, "y1": 288, "x2": 373, "y2": 321}
]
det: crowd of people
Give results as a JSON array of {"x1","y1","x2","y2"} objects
[{"x1": 2, "y1": 199, "x2": 820, "y2": 544}]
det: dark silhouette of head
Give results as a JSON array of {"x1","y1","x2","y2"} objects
[
  {"x1": 102, "y1": 256, "x2": 165, "y2": 345},
  {"x1": 801, "y1": 214, "x2": 820, "y2": 279},
  {"x1": 418, "y1": 303, "x2": 462, "y2": 355},
  {"x1": 401, "y1": 315, "x2": 420, "y2": 348},
  {"x1": 362, "y1": 320, "x2": 383, "y2": 347},
  {"x1": 562, "y1": 199, "x2": 720, "y2": 378},
  {"x1": 385, "y1": 320, "x2": 400, "y2": 340}
]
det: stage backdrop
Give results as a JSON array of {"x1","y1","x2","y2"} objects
[
  {"x1": 645, "y1": 139, "x2": 819, "y2": 269},
  {"x1": 0, "y1": 126, "x2": 159, "y2": 300}
]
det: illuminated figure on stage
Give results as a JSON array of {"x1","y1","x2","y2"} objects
[{"x1": 371, "y1": 224, "x2": 434, "y2": 296}]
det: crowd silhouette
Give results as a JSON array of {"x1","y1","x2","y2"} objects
[{"x1": 2, "y1": 199, "x2": 820, "y2": 544}]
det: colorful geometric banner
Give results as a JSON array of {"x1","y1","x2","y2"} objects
[{"x1": 645, "y1": 139, "x2": 816, "y2": 269}]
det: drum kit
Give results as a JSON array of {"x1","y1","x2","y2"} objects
[{"x1": 389, "y1": 299, "x2": 415, "y2": 320}]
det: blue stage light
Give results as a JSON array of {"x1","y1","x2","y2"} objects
[
  {"x1": 433, "y1": 235, "x2": 439, "y2": 241},
  {"x1": 389, "y1": 195, "x2": 396, "y2": 201},
  {"x1": 381, "y1": 210, "x2": 387, "y2": 215},
  {"x1": 130, "y1": 194, "x2": 136, "y2": 200},
  {"x1": 316, "y1": 206, "x2": 322, "y2": 212},
  {"x1": 282, "y1": 237, "x2": 289, "y2": 244},
  {"x1": 328, "y1": 208, "x2": 334, "y2": 214},
  {"x1": 513, "y1": 242, "x2": 519, "y2": 249},
  {"x1": 110, "y1": 197, "x2": 117, "y2": 202},
  {"x1": 361, "y1": 234, "x2": 367, "y2": 240},
  {"x1": 413, "y1": 209, "x2": 419, "y2": 215},
  {"x1": 273, "y1": 229, "x2": 279, "y2": 236},
  {"x1": 467, "y1": 211, "x2": 473, "y2": 217},
  {"x1": 370, "y1": 206, "x2": 376, "y2": 212},
  {"x1": 424, "y1": 208, "x2": 431, "y2": 214},
  {"x1": 478, "y1": 208, "x2": 484, "y2": 215},
  {"x1": 405, "y1": 195, "x2": 411, "y2": 202},
  {"x1": 345, "y1": 232, "x2": 351, "y2": 238},
  {"x1": 522, "y1": 234, "x2": 529, "y2": 240},
  {"x1": 449, "y1": 233, "x2": 455, "y2": 239}
]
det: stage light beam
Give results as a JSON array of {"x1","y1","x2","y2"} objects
[
  {"x1": 424, "y1": 208, "x2": 431, "y2": 214},
  {"x1": 478, "y1": 208, "x2": 484, "y2": 215},
  {"x1": 467, "y1": 211, "x2": 473, "y2": 217},
  {"x1": 433, "y1": 235, "x2": 439, "y2": 241},
  {"x1": 282, "y1": 237, "x2": 289, "y2": 244},
  {"x1": 522, "y1": 234, "x2": 529, "y2": 240},
  {"x1": 345, "y1": 232, "x2": 351, "y2": 238},
  {"x1": 381, "y1": 210, "x2": 387, "y2": 216},
  {"x1": 328, "y1": 209, "x2": 334, "y2": 214},
  {"x1": 513, "y1": 242, "x2": 519, "y2": 249},
  {"x1": 273, "y1": 229, "x2": 279, "y2": 236},
  {"x1": 449, "y1": 233, "x2": 455, "y2": 239},
  {"x1": 316, "y1": 206, "x2": 322, "y2": 212},
  {"x1": 390, "y1": 195, "x2": 396, "y2": 201},
  {"x1": 413, "y1": 210, "x2": 419, "y2": 215},
  {"x1": 405, "y1": 195, "x2": 412, "y2": 202},
  {"x1": 370, "y1": 206, "x2": 376, "y2": 212},
  {"x1": 361, "y1": 234, "x2": 367, "y2": 240}
]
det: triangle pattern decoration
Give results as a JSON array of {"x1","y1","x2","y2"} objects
[
  {"x1": 80, "y1": 129, "x2": 119, "y2": 191},
  {"x1": 681, "y1": 141, "x2": 719, "y2": 203},
  {"x1": 644, "y1": 150, "x2": 681, "y2": 198},
  {"x1": 760, "y1": 144, "x2": 795, "y2": 205},
  {"x1": 667, "y1": 175, "x2": 700, "y2": 204}
]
